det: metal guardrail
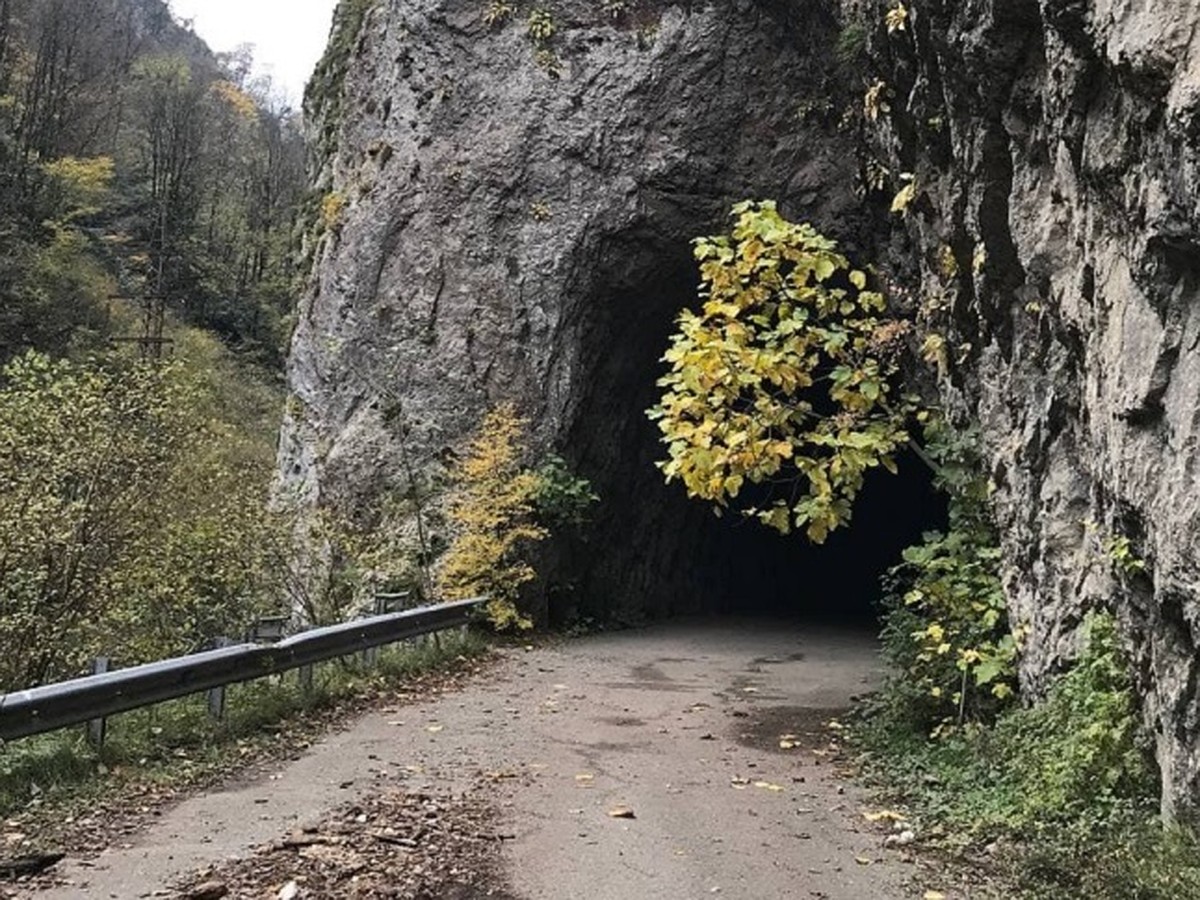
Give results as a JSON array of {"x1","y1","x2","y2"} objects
[{"x1": 0, "y1": 597, "x2": 484, "y2": 743}]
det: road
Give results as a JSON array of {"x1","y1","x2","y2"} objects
[{"x1": 29, "y1": 619, "x2": 922, "y2": 899}]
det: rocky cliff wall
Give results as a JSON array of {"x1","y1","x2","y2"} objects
[
  {"x1": 860, "y1": 0, "x2": 1200, "y2": 818},
  {"x1": 284, "y1": 0, "x2": 1200, "y2": 816},
  {"x1": 279, "y1": 0, "x2": 874, "y2": 620}
]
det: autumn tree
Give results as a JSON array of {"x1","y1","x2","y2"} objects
[
  {"x1": 0, "y1": 0, "x2": 306, "y2": 363},
  {"x1": 437, "y1": 404, "x2": 549, "y2": 630},
  {"x1": 648, "y1": 201, "x2": 915, "y2": 542},
  {"x1": 0, "y1": 336, "x2": 284, "y2": 690}
]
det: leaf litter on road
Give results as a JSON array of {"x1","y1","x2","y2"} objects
[{"x1": 174, "y1": 786, "x2": 516, "y2": 899}]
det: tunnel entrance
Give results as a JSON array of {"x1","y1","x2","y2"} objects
[{"x1": 554, "y1": 226, "x2": 945, "y2": 627}]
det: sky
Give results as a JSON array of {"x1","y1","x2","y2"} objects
[{"x1": 169, "y1": 0, "x2": 340, "y2": 107}]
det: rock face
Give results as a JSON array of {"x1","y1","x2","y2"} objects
[
  {"x1": 280, "y1": 0, "x2": 872, "y2": 621},
  {"x1": 863, "y1": 0, "x2": 1200, "y2": 817},
  {"x1": 286, "y1": 0, "x2": 1200, "y2": 816}
]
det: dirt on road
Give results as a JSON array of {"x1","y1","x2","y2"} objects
[{"x1": 21, "y1": 619, "x2": 937, "y2": 899}]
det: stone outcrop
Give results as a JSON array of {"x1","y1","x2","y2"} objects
[
  {"x1": 285, "y1": 0, "x2": 1200, "y2": 815},
  {"x1": 862, "y1": 0, "x2": 1200, "y2": 818},
  {"x1": 280, "y1": 0, "x2": 870, "y2": 621}
]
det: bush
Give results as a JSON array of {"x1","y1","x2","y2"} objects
[
  {"x1": 531, "y1": 454, "x2": 598, "y2": 528},
  {"x1": 0, "y1": 342, "x2": 283, "y2": 689},
  {"x1": 437, "y1": 403, "x2": 547, "y2": 630},
  {"x1": 876, "y1": 420, "x2": 1016, "y2": 733},
  {"x1": 437, "y1": 406, "x2": 597, "y2": 630},
  {"x1": 857, "y1": 614, "x2": 1200, "y2": 899}
]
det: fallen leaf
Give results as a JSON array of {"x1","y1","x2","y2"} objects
[
  {"x1": 607, "y1": 806, "x2": 636, "y2": 819},
  {"x1": 863, "y1": 809, "x2": 907, "y2": 823},
  {"x1": 575, "y1": 774, "x2": 594, "y2": 785},
  {"x1": 753, "y1": 781, "x2": 785, "y2": 793},
  {"x1": 855, "y1": 856, "x2": 872, "y2": 866},
  {"x1": 923, "y1": 893, "x2": 946, "y2": 900},
  {"x1": 426, "y1": 724, "x2": 444, "y2": 734}
]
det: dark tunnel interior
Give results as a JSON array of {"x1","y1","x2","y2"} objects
[{"x1": 556, "y1": 228, "x2": 946, "y2": 627}]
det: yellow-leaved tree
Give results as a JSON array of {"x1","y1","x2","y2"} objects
[
  {"x1": 438, "y1": 403, "x2": 548, "y2": 629},
  {"x1": 648, "y1": 200, "x2": 915, "y2": 542}
]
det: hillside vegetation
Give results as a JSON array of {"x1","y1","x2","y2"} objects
[
  {"x1": 0, "y1": 0, "x2": 305, "y2": 365},
  {"x1": 0, "y1": 0, "x2": 311, "y2": 688}
]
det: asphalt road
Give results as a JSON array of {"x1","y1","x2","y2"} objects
[{"x1": 30, "y1": 619, "x2": 924, "y2": 899}]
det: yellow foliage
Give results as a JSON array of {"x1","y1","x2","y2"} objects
[
  {"x1": 864, "y1": 79, "x2": 889, "y2": 122},
  {"x1": 972, "y1": 242, "x2": 988, "y2": 275},
  {"x1": 527, "y1": 9, "x2": 556, "y2": 43},
  {"x1": 921, "y1": 332, "x2": 948, "y2": 376},
  {"x1": 891, "y1": 176, "x2": 918, "y2": 214},
  {"x1": 484, "y1": 0, "x2": 514, "y2": 25},
  {"x1": 437, "y1": 403, "x2": 547, "y2": 629},
  {"x1": 40, "y1": 155, "x2": 115, "y2": 222},
  {"x1": 648, "y1": 201, "x2": 914, "y2": 543},
  {"x1": 210, "y1": 79, "x2": 259, "y2": 120},
  {"x1": 936, "y1": 244, "x2": 958, "y2": 280},
  {"x1": 322, "y1": 191, "x2": 348, "y2": 230}
]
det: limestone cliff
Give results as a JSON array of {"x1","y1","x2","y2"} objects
[
  {"x1": 861, "y1": 0, "x2": 1200, "y2": 817},
  {"x1": 280, "y1": 0, "x2": 870, "y2": 621},
  {"x1": 284, "y1": 0, "x2": 1200, "y2": 815}
]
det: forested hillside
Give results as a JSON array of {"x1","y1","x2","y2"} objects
[
  {"x1": 0, "y1": 0, "x2": 316, "y2": 691},
  {"x1": 0, "y1": 0, "x2": 305, "y2": 365}
]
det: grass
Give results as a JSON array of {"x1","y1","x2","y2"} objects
[
  {"x1": 852, "y1": 615, "x2": 1200, "y2": 898},
  {"x1": 0, "y1": 630, "x2": 488, "y2": 828}
]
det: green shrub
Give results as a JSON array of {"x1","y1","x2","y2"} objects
[
  {"x1": 531, "y1": 454, "x2": 598, "y2": 528},
  {"x1": 876, "y1": 420, "x2": 1017, "y2": 734},
  {"x1": 857, "y1": 614, "x2": 1199, "y2": 899}
]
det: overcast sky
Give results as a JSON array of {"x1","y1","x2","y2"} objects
[{"x1": 169, "y1": 0, "x2": 340, "y2": 107}]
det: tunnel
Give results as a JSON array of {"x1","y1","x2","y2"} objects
[{"x1": 551, "y1": 219, "x2": 946, "y2": 628}]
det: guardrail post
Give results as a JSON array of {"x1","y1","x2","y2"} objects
[
  {"x1": 86, "y1": 657, "x2": 109, "y2": 748},
  {"x1": 362, "y1": 594, "x2": 388, "y2": 667},
  {"x1": 375, "y1": 591, "x2": 411, "y2": 611},
  {"x1": 298, "y1": 663, "x2": 314, "y2": 696},
  {"x1": 247, "y1": 616, "x2": 287, "y2": 643},
  {"x1": 207, "y1": 638, "x2": 232, "y2": 722}
]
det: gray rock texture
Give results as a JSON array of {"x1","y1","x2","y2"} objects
[
  {"x1": 861, "y1": 0, "x2": 1200, "y2": 818},
  {"x1": 283, "y1": 0, "x2": 1200, "y2": 818},
  {"x1": 280, "y1": 0, "x2": 871, "y2": 621}
]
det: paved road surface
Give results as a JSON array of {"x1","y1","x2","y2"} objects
[{"x1": 31, "y1": 619, "x2": 919, "y2": 899}]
